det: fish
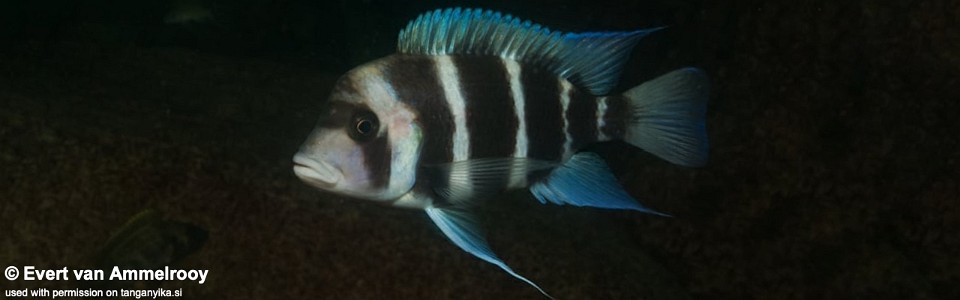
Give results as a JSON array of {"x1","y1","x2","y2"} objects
[
  {"x1": 95, "y1": 209, "x2": 207, "y2": 287},
  {"x1": 293, "y1": 7, "x2": 708, "y2": 298}
]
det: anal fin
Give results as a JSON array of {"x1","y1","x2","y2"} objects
[{"x1": 529, "y1": 152, "x2": 669, "y2": 216}]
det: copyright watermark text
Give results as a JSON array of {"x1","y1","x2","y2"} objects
[
  {"x1": 5, "y1": 265, "x2": 207, "y2": 298},
  {"x1": 5, "y1": 266, "x2": 207, "y2": 284}
]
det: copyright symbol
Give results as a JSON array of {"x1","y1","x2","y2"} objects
[{"x1": 5, "y1": 266, "x2": 18, "y2": 280}]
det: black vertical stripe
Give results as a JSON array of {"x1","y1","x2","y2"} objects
[
  {"x1": 566, "y1": 87, "x2": 598, "y2": 151},
  {"x1": 601, "y1": 95, "x2": 630, "y2": 139},
  {"x1": 361, "y1": 133, "x2": 391, "y2": 188},
  {"x1": 381, "y1": 55, "x2": 455, "y2": 165},
  {"x1": 522, "y1": 67, "x2": 565, "y2": 161},
  {"x1": 310, "y1": 92, "x2": 391, "y2": 188},
  {"x1": 454, "y1": 56, "x2": 518, "y2": 159}
]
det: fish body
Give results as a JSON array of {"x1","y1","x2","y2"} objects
[
  {"x1": 94, "y1": 209, "x2": 207, "y2": 288},
  {"x1": 293, "y1": 8, "x2": 708, "y2": 298}
]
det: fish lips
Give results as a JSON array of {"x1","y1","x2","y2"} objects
[{"x1": 292, "y1": 153, "x2": 342, "y2": 189}]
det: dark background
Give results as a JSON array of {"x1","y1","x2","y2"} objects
[{"x1": 2, "y1": 0, "x2": 957, "y2": 299}]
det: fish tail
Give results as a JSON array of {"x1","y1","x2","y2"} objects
[{"x1": 621, "y1": 68, "x2": 709, "y2": 167}]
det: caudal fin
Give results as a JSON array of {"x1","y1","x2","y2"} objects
[{"x1": 622, "y1": 68, "x2": 709, "y2": 167}]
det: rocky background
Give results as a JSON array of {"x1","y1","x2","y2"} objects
[{"x1": 2, "y1": 0, "x2": 957, "y2": 299}]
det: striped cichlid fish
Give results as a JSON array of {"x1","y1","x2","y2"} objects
[{"x1": 293, "y1": 7, "x2": 708, "y2": 298}]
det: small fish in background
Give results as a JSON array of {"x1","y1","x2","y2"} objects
[
  {"x1": 293, "y1": 7, "x2": 708, "y2": 298},
  {"x1": 164, "y1": 0, "x2": 214, "y2": 25},
  {"x1": 95, "y1": 209, "x2": 207, "y2": 286}
]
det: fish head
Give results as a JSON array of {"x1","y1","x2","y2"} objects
[{"x1": 294, "y1": 60, "x2": 422, "y2": 202}]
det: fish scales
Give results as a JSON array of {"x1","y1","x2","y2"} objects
[
  {"x1": 520, "y1": 59, "x2": 566, "y2": 163},
  {"x1": 454, "y1": 55, "x2": 518, "y2": 160},
  {"x1": 381, "y1": 55, "x2": 454, "y2": 165},
  {"x1": 566, "y1": 86, "x2": 599, "y2": 151},
  {"x1": 293, "y1": 7, "x2": 710, "y2": 298},
  {"x1": 382, "y1": 54, "x2": 620, "y2": 192}
]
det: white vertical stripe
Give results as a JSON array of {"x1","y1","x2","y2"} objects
[
  {"x1": 434, "y1": 56, "x2": 474, "y2": 200},
  {"x1": 559, "y1": 80, "x2": 573, "y2": 160},
  {"x1": 597, "y1": 96, "x2": 610, "y2": 141},
  {"x1": 435, "y1": 56, "x2": 470, "y2": 161},
  {"x1": 504, "y1": 59, "x2": 527, "y2": 188}
]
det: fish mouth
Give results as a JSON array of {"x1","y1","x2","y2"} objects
[{"x1": 292, "y1": 153, "x2": 341, "y2": 188}]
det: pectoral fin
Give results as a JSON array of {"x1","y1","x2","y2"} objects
[
  {"x1": 425, "y1": 206, "x2": 554, "y2": 299},
  {"x1": 423, "y1": 158, "x2": 558, "y2": 206}
]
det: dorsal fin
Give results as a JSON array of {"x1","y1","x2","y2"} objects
[{"x1": 397, "y1": 7, "x2": 661, "y2": 95}]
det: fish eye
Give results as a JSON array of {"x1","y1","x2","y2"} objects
[
  {"x1": 357, "y1": 119, "x2": 373, "y2": 134},
  {"x1": 349, "y1": 110, "x2": 379, "y2": 141}
]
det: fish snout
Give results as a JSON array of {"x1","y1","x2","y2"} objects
[{"x1": 293, "y1": 153, "x2": 341, "y2": 188}]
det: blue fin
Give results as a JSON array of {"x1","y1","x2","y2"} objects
[
  {"x1": 425, "y1": 207, "x2": 555, "y2": 299},
  {"x1": 397, "y1": 7, "x2": 661, "y2": 95},
  {"x1": 529, "y1": 152, "x2": 669, "y2": 216},
  {"x1": 424, "y1": 158, "x2": 558, "y2": 206},
  {"x1": 622, "y1": 68, "x2": 709, "y2": 167}
]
